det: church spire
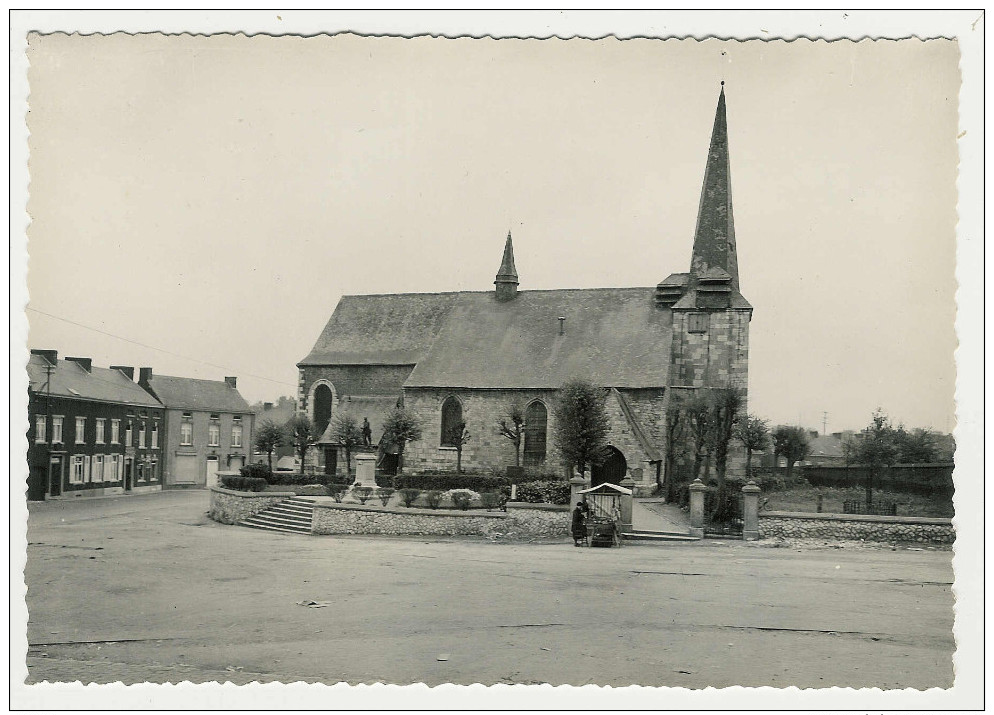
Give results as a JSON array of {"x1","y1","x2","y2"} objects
[
  {"x1": 494, "y1": 231, "x2": 519, "y2": 301},
  {"x1": 690, "y1": 83, "x2": 739, "y2": 291}
]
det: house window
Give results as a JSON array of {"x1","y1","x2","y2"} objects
[
  {"x1": 111, "y1": 419, "x2": 120, "y2": 444},
  {"x1": 151, "y1": 423, "x2": 158, "y2": 449},
  {"x1": 125, "y1": 421, "x2": 133, "y2": 446},
  {"x1": 70, "y1": 455, "x2": 85, "y2": 484},
  {"x1": 34, "y1": 415, "x2": 46, "y2": 443},
  {"x1": 523, "y1": 401, "x2": 548, "y2": 466},
  {"x1": 93, "y1": 455, "x2": 104, "y2": 482},
  {"x1": 181, "y1": 413, "x2": 193, "y2": 445},
  {"x1": 440, "y1": 396, "x2": 463, "y2": 447},
  {"x1": 208, "y1": 416, "x2": 220, "y2": 447},
  {"x1": 231, "y1": 417, "x2": 242, "y2": 448},
  {"x1": 150, "y1": 459, "x2": 158, "y2": 481},
  {"x1": 75, "y1": 417, "x2": 86, "y2": 444},
  {"x1": 109, "y1": 455, "x2": 120, "y2": 483},
  {"x1": 137, "y1": 460, "x2": 146, "y2": 482},
  {"x1": 95, "y1": 418, "x2": 106, "y2": 444},
  {"x1": 138, "y1": 422, "x2": 146, "y2": 448},
  {"x1": 52, "y1": 416, "x2": 63, "y2": 444},
  {"x1": 688, "y1": 312, "x2": 709, "y2": 334}
]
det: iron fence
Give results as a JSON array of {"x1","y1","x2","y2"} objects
[{"x1": 842, "y1": 499, "x2": 897, "y2": 516}]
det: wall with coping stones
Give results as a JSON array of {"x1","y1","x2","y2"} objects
[
  {"x1": 208, "y1": 487, "x2": 297, "y2": 525},
  {"x1": 759, "y1": 511, "x2": 954, "y2": 544},
  {"x1": 310, "y1": 501, "x2": 570, "y2": 538}
]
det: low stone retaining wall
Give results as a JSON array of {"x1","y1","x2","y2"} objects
[
  {"x1": 504, "y1": 503, "x2": 570, "y2": 538},
  {"x1": 208, "y1": 486, "x2": 297, "y2": 525},
  {"x1": 312, "y1": 501, "x2": 507, "y2": 536},
  {"x1": 759, "y1": 511, "x2": 954, "y2": 544}
]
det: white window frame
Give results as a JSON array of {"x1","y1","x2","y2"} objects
[
  {"x1": 125, "y1": 421, "x2": 133, "y2": 446},
  {"x1": 231, "y1": 423, "x2": 242, "y2": 448},
  {"x1": 75, "y1": 416, "x2": 86, "y2": 444},
  {"x1": 95, "y1": 418, "x2": 106, "y2": 444},
  {"x1": 93, "y1": 454, "x2": 104, "y2": 482},
  {"x1": 180, "y1": 416, "x2": 193, "y2": 446},
  {"x1": 35, "y1": 415, "x2": 46, "y2": 444},
  {"x1": 151, "y1": 423, "x2": 159, "y2": 449},
  {"x1": 150, "y1": 459, "x2": 158, "y2": 481},
  {"x1": 208, "y1": 422, "x2": 220, "y2": 447},
  {"x1": 71, "y1": 455, "x2": 85, "y2": 484},
  {"x1": 111, "y1": 419, "x2": 120, "y2": 444},
  {"x1": 52, "y1": 416, "x2": 63, "y2": 444},
  {"x1": 109, "y1": 454, "x2": 120, "y2": 483},
  {"x1": 138, "y1": 422, "x2": 146, "y2": 448}
]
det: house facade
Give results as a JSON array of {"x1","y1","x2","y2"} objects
[
  {"x1": 138, "y1": 370, "x2": 254, "y2": 489},
  {"x1": 296, "y1": 87, "x2": 752, "y2": 495},
  {"x1": 26, "y1": 351, "x2": 165, "y2": 500}
]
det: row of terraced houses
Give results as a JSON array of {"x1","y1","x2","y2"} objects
[{"x1": 26, "y1": 349, "x2": 254, "y2": 500}]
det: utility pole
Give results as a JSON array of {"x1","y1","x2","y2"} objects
[
  {"x1": 43, "y1": 360, "x2": 53, "y2": 497},
  {"x1": 822, "y1": 411, "x2": 828, "y2": 436}
]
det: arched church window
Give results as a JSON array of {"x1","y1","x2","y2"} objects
[
  {"x1": 440, "y1": 396, "x2": 463, "y2": 447},
  {"x1": 523, "y1": 400, "x2": 548, "y2": 466},
  {"x1": 313, "y1": 384, "x2": 334, "y2": 437}
]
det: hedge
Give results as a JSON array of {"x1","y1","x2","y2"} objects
[
  {"x1": 392, "y1": 473, "x2": 510, "y2": 492},
  {"x1": 220, "y1": 474, "x2": 268, "y2": 492},
  {"x1": 264, "y1": 472, "x2": 347, "y2": 487},
  {"x1": 240, "y1": 463, "x2": 272, "y2": 481},
  {"x1": 509, "y1": 480, "x2": 571, "y2": 506}
]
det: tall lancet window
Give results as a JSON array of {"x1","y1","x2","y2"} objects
[{"x1": 440, "y1": 396, "x2": 463, "y2": 447}]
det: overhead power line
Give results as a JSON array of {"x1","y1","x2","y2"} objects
[{"x1": 25, "y1": 307, "x2": 297, "y2": 388}]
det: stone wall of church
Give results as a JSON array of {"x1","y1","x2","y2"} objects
[
  {"x1": 670, "y1": 308, "x2": 750, "y2": 391},
  {"x1": 297, "y1": 365, "x2": 411, "y2": 414},
  {"x1": 402, "y1": 388, "x2": 564, "y2": 476}
]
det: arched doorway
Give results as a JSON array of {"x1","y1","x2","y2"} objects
[
  {"x1": 591, "y1": 446, "x2": 627, "y2": 488},
  {"x1": 313, "y1": 384, "x2": 334, "y2": 436}
]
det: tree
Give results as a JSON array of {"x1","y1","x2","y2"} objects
[
  {"x1": 853, "y1": 409, "x2": 899, "y2": 508},
  {"x1": 496, "y1": 401, "x2": 526, "y2": 467},
  {"x1": 381, "y1": 407, "x2": 423, "y2": 475},
  {"x1": 285, "y1": 416, "x2": 317, "y2": 473},
  {"x1": 551, "y1": 378, "x2": 611, "y2": 478},
  {"x1": 684, "y1": 392, "x2": 714, "y2": 482},
  {"x1": 771, "y1": 425, "x2": 811, "y2": 482},
  {"x1": 707, "y1": 387, "x2": 745, "y2": 490},
  {"x1": 446, "y1": 421, "x2": 471, "y2": 473},
  {"x1": 663, "y1": 405, "x2": 686, "y2": 499},
  {"x1": 736, "y1": 414, "x2": 770, "y2": 479},
  {"x1": 329, "y1": 412, "x2": 364, "y2": 481},
  {"x1": 892, "y1": 425, "x2": 939, "y2": 464},
  {"x1": 254, "y1": 419, "x2": 285, "y2": 475}
]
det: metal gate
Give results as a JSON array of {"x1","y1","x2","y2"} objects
[{"x1": 704, "y1": 489, "x2": 744, "y2": 538}]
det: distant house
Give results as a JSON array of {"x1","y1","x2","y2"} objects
[
  {"x1": 138, "y1": 370, "x2": 254, "y2": 489},
  {"x1": 26, "y1": 350, "x2": 165, "y2": 500},
  {"x1": 801, "y1": 432, "x2": 847, "y2": 467}
]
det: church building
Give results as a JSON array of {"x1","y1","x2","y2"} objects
[{"x1": 297, "y1": 86, "x2": 751, "y2": 495}]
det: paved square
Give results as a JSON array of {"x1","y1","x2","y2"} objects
[{"x1": 22, "y1": 491, "x2": 954, "y2": 687}]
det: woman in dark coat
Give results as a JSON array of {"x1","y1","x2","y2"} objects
[{"x1": 571, "y1": 501, "x2": 588, "y2": 546}]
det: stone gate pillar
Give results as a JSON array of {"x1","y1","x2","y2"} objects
[
  {"x1": 618, "y1": 477, "x2": 635, "y2": 534},
  {"x1": 688, "y1": 478, "x2": 707, "y2": 538},
  {"x1": 741, "y1": 480, "x2": 761, "y2": 541},
  {"x1": 569, "y1": 475, "x2": 586, "y2": 508}
]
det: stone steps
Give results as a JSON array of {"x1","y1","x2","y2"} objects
[
  {"x1": 239, "y1": 497, "x2": 314, "y2": 535},
  {"x1": 621, "y1": 529, "x2": 700, "y2": 543}
]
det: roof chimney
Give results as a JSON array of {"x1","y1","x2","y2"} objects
[
  {"x1": 111, "y1": 365, "x2": 135, "y2": 380},
  {"x1": 65, "y1": 356, "x2": 92, "y2": 373},
  {"x1": 494, "y1": 231, "x2": 519, "y2": 302},
  {"x1": 30, "y1": 349, "x2": 58, "y2": 366},
  {"x1": 263, "y1": 402, "x2": 273, "y2": 411},
  {"x1": 139, "y1": 367, "x2": 153, "y2": 385},
  {"x1": 225, "y1": 376, "x2": 237, "y2": 389}
]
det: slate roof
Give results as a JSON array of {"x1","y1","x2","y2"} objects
[
  {"x1": 27, "y1": 355, "x2": 161, "y2": 407},
  {"x1": 143, "y1": 374, "x2": 250, "y2": 413},
  {"x1": 299, "y1": 293, "x2": 459, "y2": 366}
]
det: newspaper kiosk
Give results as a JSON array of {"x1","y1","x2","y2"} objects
[{"x1": 578, "y1": 482, "x2": 631, "y2": 547}]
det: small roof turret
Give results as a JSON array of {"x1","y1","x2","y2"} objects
[{"x1": 494, "y1": 231, "x2": 519, "y2": 301}]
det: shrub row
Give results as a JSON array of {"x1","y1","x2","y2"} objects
[
  {"x1": 509, "y1": 480, "x2": 571, "y2": 506},
  {"x1": 220, "y1": 474, "x2": 268, "y2": 492},
  {"x1": 392, "y1": 473, "x2": 510, "y2": 492}
]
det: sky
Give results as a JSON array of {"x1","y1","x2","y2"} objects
[{"x1": 23, "y1": 33, "x2": 960, "y2": 433}]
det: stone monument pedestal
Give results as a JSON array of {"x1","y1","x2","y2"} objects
[{"x1": 353, "y1": 453, "x2": 377, "y2": 488}]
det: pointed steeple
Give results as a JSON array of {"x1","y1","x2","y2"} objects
[
  {"x1": 494, "y1": 231, "x2": 519, "y2": 301},
  {"x1": 689, "y1": 83, "x2": 739, "y2": 291}
]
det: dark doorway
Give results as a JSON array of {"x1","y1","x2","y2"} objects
[
  {"x1": 124, "y1": 458, "x2": 133, "y2": 491},
  {"x1": 48, "y1": 456, "x2": 63, "y2": 497},
  {"x1": 591, "y1": 446, "x2": 627, "y2": 488},
  {"x1": 324, "y1": 447, "x2": 337, "y2": 476},
  {"x1": 313, "y1": 384, "x2": 334, "y2": 437}
]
